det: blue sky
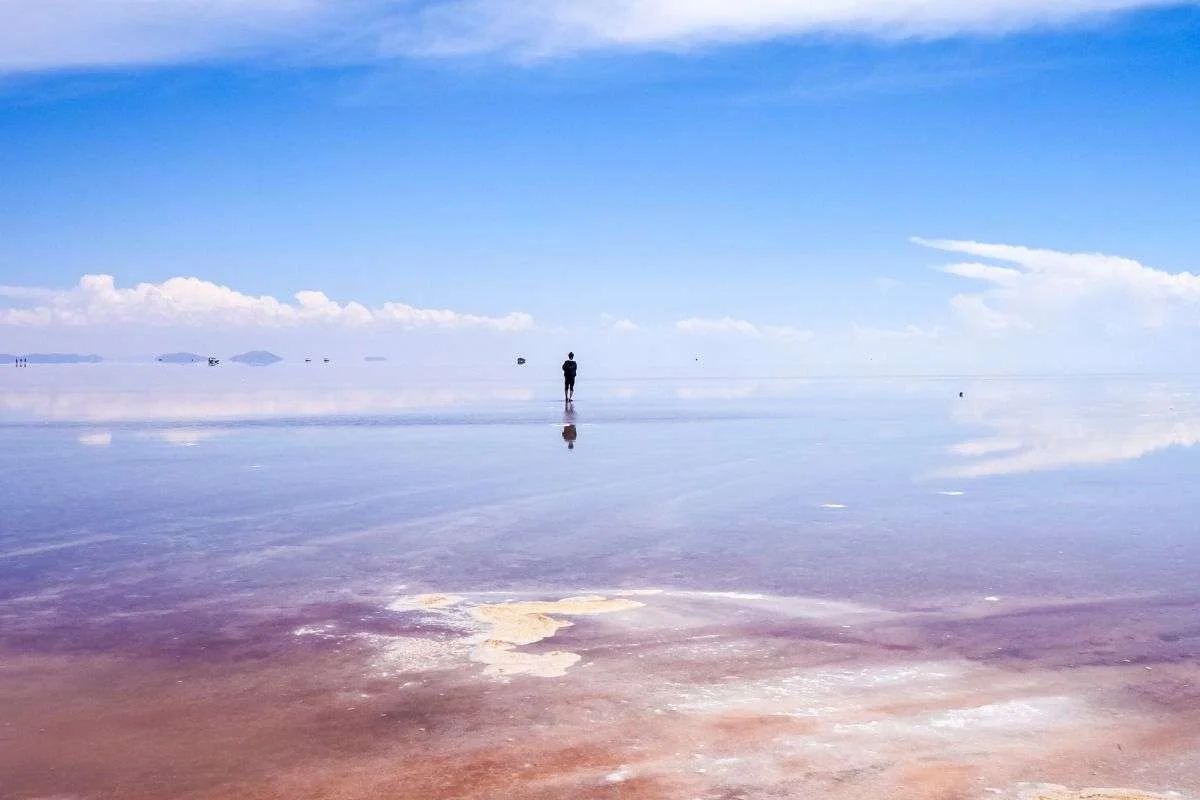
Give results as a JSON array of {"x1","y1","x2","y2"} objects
[{"x1": 1, "y1": 2, "x2": 1199, "y2": 374}]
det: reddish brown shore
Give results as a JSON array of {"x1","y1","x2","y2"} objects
[{"x1": 2, "y1": 590, "x2": 1198, "y2": 800}]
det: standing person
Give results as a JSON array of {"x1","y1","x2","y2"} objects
[{"x1": 562, "y1": 352, "x2": 577, "y2": 403}]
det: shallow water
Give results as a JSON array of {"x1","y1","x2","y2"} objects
[{"x1": 2, "y1": 366, "x2": 1199, "y2": 799}]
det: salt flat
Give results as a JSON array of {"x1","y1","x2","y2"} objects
[{"x1": 1, "y1": 367, "x2": 1198, "y2": 798}]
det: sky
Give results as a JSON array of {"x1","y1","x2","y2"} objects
[{"x1": 1, "y1": 0, "x2": 1199, "y2": 375}]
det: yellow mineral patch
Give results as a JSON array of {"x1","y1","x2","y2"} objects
[
  {"x1": 471, "y1": 640, "x2": 582, "y2": 679},
  {"x1": 1019, "y1": 785, "x2": 1184, "y2": 800},
  {"x1": 414, "y1": 594, "x2": 464, "y2": 609},
  {"x1": 471, "y1": 606, "x2": 573, "y2": 645},
  {"x1": 386, "y1": 593, "x2": 465, "y2": 611},
  {"x1": 467, "y1": 595, "x2": 644, "y2": 678}
]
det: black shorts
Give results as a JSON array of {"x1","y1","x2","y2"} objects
[{"x1": 564, "y1": 376, "x2": 576, "y2": 390}]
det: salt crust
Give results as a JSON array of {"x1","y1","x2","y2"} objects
[
  {"x1": 469, "y1": 596, "x2": 645, "y2": 678},
  {"x1": 1017, "y1": 785, "x2": 1186, "y2": 800},
  {"x1": 382, "y1": 593, "x2": 645, "y2": 679}
]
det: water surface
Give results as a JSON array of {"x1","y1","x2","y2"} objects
[{"x1": 2, "y1": 366, "x2": 1198, "y2": 799}]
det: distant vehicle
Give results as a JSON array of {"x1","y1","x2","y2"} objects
[
  {"x1": 517, "y1": 357, "x2": 527, "y2": 365},
  {"x1": 207, "y1": 357, "x2": 219, "y2": 366},
  {"x1": 323, "y1": 358, "x2": 330, "y2": 363}
]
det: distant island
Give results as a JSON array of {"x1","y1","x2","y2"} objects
[
  {"x1": 2, "y1": 353, "x2": 103, "y2": 364},
  {"x1": 364, "y1": 356, "x2": 388, "y2": 362},
  {"x1": 156, "y1": 352, "x2": 206, "y2": 364},
  {"x1": 230, "y1": 350, "x2": 283, "y2": 366}
]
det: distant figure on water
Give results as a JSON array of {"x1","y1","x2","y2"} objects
[{"x1": 562, "y1": 352, "x2": 577, "y2": 403}]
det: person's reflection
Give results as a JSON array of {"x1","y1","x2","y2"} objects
[{"x1": 561, "y1": 406, "x2": 578, "y2": 450}]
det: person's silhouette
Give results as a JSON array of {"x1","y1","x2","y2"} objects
[
  {"x1": 562, "y1": 351, "x2": 577, "y2": 403},
  {"x1": 562, "y1": 405, "x2": 578, "y2": 450}
]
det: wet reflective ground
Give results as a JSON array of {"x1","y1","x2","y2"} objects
[{"x1": 2, "y1": 367, "x2": 1198, "y2": 799}]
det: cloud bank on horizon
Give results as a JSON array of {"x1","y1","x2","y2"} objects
[
  {"x1": 1, "y1": 0, "x2": 1196, "y2": 71},
  {"x1": 0, "y1": 274, "x2": 534, "y2": 332},
  {"x1": 3, "y1": 240, "x2": 1196, "y2": 367}
]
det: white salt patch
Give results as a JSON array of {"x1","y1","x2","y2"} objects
[
  {"x1": 78, "y1": 432, "x2": 112, "y2": 446},
  {"x1": 388, "y1": 594, "x2": 465, "y2": 611},
  {"x1": 927, "y1": 698, "x2": 1075, "y2": 731},
  {"x1": 833, "y1": 697, "x2": 1079, "y2": 739},
  {"x1": 984, "y1": 596, "x2": 1001, "y2": 602},
  {"x1": 604, "y1": 766, "x2": 632, "y2": 783},
  {"x1": 665, "y1": 663, "x2": 961, "y2": 714},
  {"x1": 938, "y1": 490, "x2": 966, "y2": 496},
  {"x1": 153, "y1": 428, "x2": 222, "y2": 446},
  {"x1": 821, "y1": 503, "x2": 847, "y2": 509},
  {"x1": 361, "y1": 633, "x2": 467, "y2": 675},
  {"x1": 293, "y1": 624, "x2": 335, "y2": 637}
]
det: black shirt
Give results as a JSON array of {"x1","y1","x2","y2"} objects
[{"x1": 562, "y1": 359, "x2": 577, "y2": 379}]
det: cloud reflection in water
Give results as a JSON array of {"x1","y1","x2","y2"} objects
[{"x1": 940, "y1": 381, "x2": 1200, "y2": 478}]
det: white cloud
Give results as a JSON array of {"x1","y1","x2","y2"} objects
[
  {"x1": 0, "y1": 274, "x2": 534, "y2": 332},
  {"x1": 676, "y1": 316, "x2": 761, "y2": 337},
  {"x1": 918, "y1": 237, "x2": 1200, "y2": 334},
  {"x1": 940, "y1": 262, "x2": 1023, "y2": 286},
  {"x1": 386, "y1": 0, "x2": 1198, "y2": 57},
  {"x1": 852, "y1": 323, "x2": 942, "y2": 341},
  {"x1": 1, "y1": 0, "x2": 1193, "y2": 71},
  {"x1": 763, "y1": 325, "x2": 815, "y2": 343},
  {"x1": 0, "y1": 0, "x2": 327, "y2": 72},
  {"x1": 600, "y1": 313, "x2": 640, "y2": 332},
  {"x1": 675, "y1": 317, "x2": 815, "y2": 343},
  {"x1": 947, "y1": 294, "x2": 1029, "y2": 333}
]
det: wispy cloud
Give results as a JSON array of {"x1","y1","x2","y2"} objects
[
  {"x1": 675, "y1": 317, "x2": 813, "y2": 342},
  {"x1": 0, "y1": 274, "x2": 534, "y2": 332},
  {"x1": 383, "y1": 0, "x2": 1199, "y2": 58},
  {"x1": 2, "y1": 0, "x2": 1193, "y2": 71},
  {"x1": 676, "y1": 316, "x2": 761, "y2": 337},
  {"x1": 600, "y1": 313, "x2": 640, "y2": 332},
  {"x1": 764, "y1": 325, "x2": 815, "y2": 343},
  {"x1": 918, "y1": 237, "x2": 1200, "y2": 334},
  {"x1": 852, "y1": 323, "x2": 942, "y2": 341},
  {"x1": 0, "y1": 0, "x2": 329, "y2": 72}
]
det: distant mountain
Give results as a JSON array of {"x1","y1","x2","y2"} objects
[
  {"x1": 364, "y1": 356, "x2": 388, "y2": 362},
  {"x1": 230, "y1": 350, "x2": 283, "y2": 366},
  {"x1": 157, "y1": 352, "x2": 206, "y2": 364},
  {"x1": 4, "y1": 353, "x2": 103, "y2": 364}
]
